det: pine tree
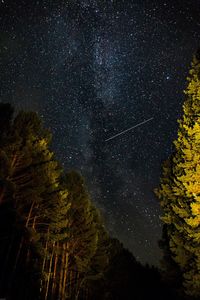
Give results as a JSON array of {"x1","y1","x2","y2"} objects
[
  {"x1": 63, "y1": 171, "x2": 99, "y2": 299},
  {"x1": 45, "y1": 170, "x2": 110, "y2": 300},
  {"x1": 0, "y1": 105, "x2": 110, "y2": 299},
  {"x1": 0, "y1": 106, "x2": 67, "y2": 299},
  {"x1": 155, "y1": 52, "x2": 200, "y2": 297}
]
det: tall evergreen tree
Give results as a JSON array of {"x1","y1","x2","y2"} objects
[
  {"x1": 0, "y1": 107, "x2": 68, "y2": 299},
  {"x1": 155, "y1": 52, "x2": 200, "y2": 297},
  {"x1": 0, "y1": 105, "x2": 110, "y2": 299},
  {"x1": 62, "y1": 171, "x2": 108, "y2": 299}
]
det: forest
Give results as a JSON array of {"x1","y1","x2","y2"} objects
[{"x1": 0, "y1": 53, "x2": 200, "y2": 300}]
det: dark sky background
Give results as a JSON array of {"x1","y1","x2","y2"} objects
[{"x1": 0, "y1": 0, "x2": 199, "y2": 266}]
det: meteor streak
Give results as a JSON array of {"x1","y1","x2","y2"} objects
[{"x1": 105, "y1": 117, "x2": 154, "y2": 142}]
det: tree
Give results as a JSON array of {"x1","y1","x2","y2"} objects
[
  {"x1": 0, "y1": 104, "x2": 111, "y2": 300},
  {"x1": 90, "y1": 238, "x2": 176, "y2": 300},
  {"x1": 155, "y1": 52, "x2": 200, "y2": 297},
  {"x1": 62, "y1": 171, "x2": 105, "y2": 299},
  {"x1": 0, "y1": 106, "x2": 68, "y2": 299},
  {"x1": 42, "y1": 170, "x2": 110, "y2": 300}
]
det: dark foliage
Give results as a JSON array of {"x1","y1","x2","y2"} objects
[{"x1": 89, "y1": 238, "x2": 183, "y2": 300}]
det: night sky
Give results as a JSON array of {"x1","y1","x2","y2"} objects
[{"x1": 0, "y1": 0, "x2": 199, "y2": 266}]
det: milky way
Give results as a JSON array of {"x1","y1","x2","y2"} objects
[{"x1": 0, "y1": 0, "x2": 199, "y2": 265}]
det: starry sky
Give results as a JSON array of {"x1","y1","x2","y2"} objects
[{"x1": 0, "y1": 0, "x2": 199, "y2": 266}]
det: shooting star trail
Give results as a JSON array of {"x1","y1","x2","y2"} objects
[{"x1": 105, "y1": 117, "x2": 154, "y2": 142}]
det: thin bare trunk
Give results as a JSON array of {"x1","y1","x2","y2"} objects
[
  {"x1": 12, "y1": 199, "x2": 36, "y2": 276},
  {"x1": 45, "y1": 242, "x2": 55, "y2": 300},
  {"x1": 58, "y1": 244, "x2": 65, "y2": 299},
  {"x1": 11, "y1": 153, "x2": 17, "y2": 169},
  {"x1": 42, "y1": 228, "x2": 50, "y2": 273},
  {"x1": 61, "y1": 243, "x2": 68, "y2": 299},
  {"x1": 25, "y1": 202, "x2": 36, "y2": 265},
  {"x1": 40, "y1": 227, "x2": 50, "y2": 294},
  {"x1": 51, "y1": 242, "x2": 58, "y2": 299},
  {"x1": 26, "y1": 201, "x2": 35, "y2": 226},
  {"x1": 75, "y1": 276, "x2": 86, "y2": 300},
  {"x1": 32, "y1": 214, "x2": 37, "y2": 230}
]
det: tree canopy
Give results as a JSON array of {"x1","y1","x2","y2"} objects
[{"x1": 155, "y1": 52, "x2": 200, "y2": 297}]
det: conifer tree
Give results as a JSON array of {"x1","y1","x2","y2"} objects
[
  {"x1": 155, "y1": 52, "x2": 200, "y2": 297},
  {"x1": 44, "y1": 171, "x2": 110, "y2": 300},
  {"x1": 62, "y1": 171, "x2": 99, "y2": 298},
  {"x1": 0, "y1": 105, "x2": 110, "y2": 300},
  {"x1": 0, "y1": 106, "x2": 68, "y2": 299}
]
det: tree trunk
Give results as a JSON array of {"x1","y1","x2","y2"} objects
[
  {"x1": 11, "y1": 153, "x2": 17, "y2": 169},
  {"x1": 26, "y1": 201, "x2": 35, "y2": 226},
  {"x1": 51, "y1": 242, "x2": 58, "y2": 299},
  {"x1": 12, "y1": 199, "x2": 36, "y2": 277},
  {"x1": 62, "y1": 243, "x2": 68, "y2": 299},
  {"x1": 26, "y1": 203, "x2": 36, "y2": 265},
  {"x1": 45, "y1": 242, "x2": 55, "y2": 300},
  {"x1": 75, "y1": 275, "x2": 86, "y2": 300},
  {"x1": 58, "y1": 244, "x2": 65, "y2": 300},
  {"x1": 40, "y1": 227, "x2": 50, "y2": 293}
]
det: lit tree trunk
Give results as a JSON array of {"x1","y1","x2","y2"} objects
[
  {"x1": 45, "y1": 242, "x2": 55, "y2": 300},
  {"x1": 58, "y1": 244, "x2": 65, "y2": 300},
  {"x1": 51, "y1": 242, "x2": 59, "y2": 299},
  {"x1": 11, "y1": 153, "x2": 17, "y2": 169},
  {"x1": 61, "y1": 243, "x2": 69, "y2": 299},
  {"x1": 40, "y1": 228, "x2": 50, "y2": 294},
  {"x1": 26, "y1": 208, "x2": 37, "y2": 265},
  {"x1": 75, "y1": 276, "x2": 86, "y2": 300},
  {"x1": 12, "y1": 200, "x2": 35, "y2": 278},
  {"x1": 26, "y1": 201, "x2": 35, "y2": 226}
]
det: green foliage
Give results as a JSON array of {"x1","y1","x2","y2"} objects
[
  {"x1": 0, "y1": 105, "x2": 110, "y2": 299},
  {"x1": 0, "y1": 107, "x2": 65, "y2": 298},
  {"x1": 155, "y1": 52, "x2": 200, "y2": 298},
  {"x1": 64, "y1": 171, "x2": 99, "y2": 272},
  {"x1": 64, "y1": 172, "x2": 110, "y2": 285}
]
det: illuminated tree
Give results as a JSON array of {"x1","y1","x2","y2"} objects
[
  {"x1": 155, "y1": 52, "x2": 200, "y2": 297},
  {"x1": 0, "y1": 105, "x2": 111, "y2": 299},
  {"x1": 0, "y1": 107, "x2": 67, "y2": 299},
  {"x1": 62, "y1": 171, "x2": 102, "y2": 299}
]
